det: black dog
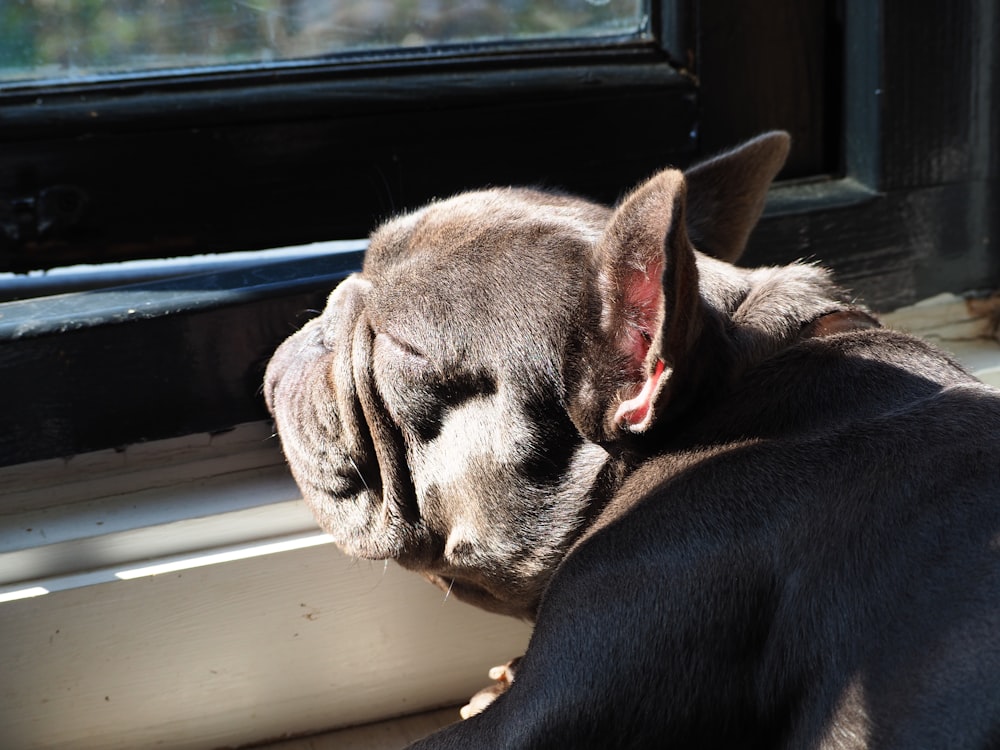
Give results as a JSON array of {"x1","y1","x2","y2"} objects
[{"x1": 265, "y1": 132, "x2": 1000, "y2": 748}]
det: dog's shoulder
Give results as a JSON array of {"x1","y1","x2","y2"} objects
[
  {"x1": 575, "y1": 324, "x2": 1000, "y2": 551},
  {"x1": 699, "y1": 325, "x2": 997, "y2": 441}
]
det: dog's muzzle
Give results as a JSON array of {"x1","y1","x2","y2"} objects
[{"x1": 265, "y1": 275, "x2": 423, "y2": 560}]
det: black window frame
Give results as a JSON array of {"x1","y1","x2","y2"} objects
[{"x1": 1, "y1": 0, "x2": 997, "y2": 468}]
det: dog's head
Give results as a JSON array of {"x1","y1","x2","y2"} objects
[{"x1": 265, "y1": 132, "x2": 852, "y2": 619}]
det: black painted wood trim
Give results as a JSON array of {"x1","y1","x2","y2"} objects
[{"x1": 2, "y1": 0, "x2": 998, "y2": 468}]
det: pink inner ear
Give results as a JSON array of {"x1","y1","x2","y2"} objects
[
  {"x1": 613, "y1": 359, "x2": 666, "y2": 428},
  {"x1": 620, "y1": 263, "x2": 663, "y2": 370}
]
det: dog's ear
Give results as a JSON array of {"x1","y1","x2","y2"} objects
[
  {"x1": 569, "y1": 133, "x2": 789, "y2": 445},
  {"x1": 588, "y1": 168, "x2": 711, "y2": 440},
  {"x1": 684, "y1": 131, "x2": 790, "y2": 264}
]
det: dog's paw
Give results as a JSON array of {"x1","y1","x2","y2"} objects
[{"x1": 459, "y1": 657, "x2": 522, "y2": 719}]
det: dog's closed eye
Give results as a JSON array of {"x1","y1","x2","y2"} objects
[
  {"x1": 376, "y1": 331, "x2": 429, "y2": 364},
  {"x1": 374, "y1": 336, "x2": 499, "y2": 443}
]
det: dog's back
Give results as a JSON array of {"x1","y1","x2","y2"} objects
[{"x1": 556, "y1": 326, "x2": 1000, "y2": 747}]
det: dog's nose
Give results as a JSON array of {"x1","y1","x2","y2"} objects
[
  {"x1": 265, "y1": 275, "x2": 372, "y2": 415},
  {"x1": 263, "y1": 356, "x2": 281, "y2": 415},
  {"x1": 264, "y1": 331, "x2": 294, "y2": 416},
  {"x1": 319, "y1": 275, "x2": 372, "y2": 351},
  {"x1": 263, "y1": 316, "x2": 324, "y2": 414},
  {"x1": 324, "y1": 274, "x2": 372, "y2": 315}
]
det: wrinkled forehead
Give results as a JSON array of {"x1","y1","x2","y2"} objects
[
  {"x1": 364, "y1": 187, "x2": 609, "y2": 274},
  {"x1": 357, "y1": 187, "x2": 609, "y2": 370}
]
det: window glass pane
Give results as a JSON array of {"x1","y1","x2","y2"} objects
[{"x1": 0, "y1": 0, "x2": 650, "y2": 84}]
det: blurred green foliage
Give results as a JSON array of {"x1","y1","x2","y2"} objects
[
  {"x1": 0, "y1": 0, "x2": 643, "y2": 83},
  {"x1": 1, "y1": 0, "x2": 283, "y2": 78}
]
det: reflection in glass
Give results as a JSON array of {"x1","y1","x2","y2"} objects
[{"x1": 0, "y1": 0, "x2": 649, "y2": 84}]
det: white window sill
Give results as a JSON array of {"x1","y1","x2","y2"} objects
[
  {"x1": 0, "y1": 423, "x2": 531, "y2": 750},
  {"x1": 880, "y1": 291, "x2": 1000, "y2": 388}
]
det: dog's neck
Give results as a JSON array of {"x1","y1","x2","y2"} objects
[{"x1": 695, "y1": 255, "x2": 876, "y2": 374}]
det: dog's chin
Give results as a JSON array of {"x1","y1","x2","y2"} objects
[
  {"x1": 418, "y1": 572, "x2": 536, "y2": 620},
  {"x1": 297, "y1": 481, "x2": 423, "y2": 562},
  {"x1": 304, "y1": 506, "x2": 537, "y2": 617}
]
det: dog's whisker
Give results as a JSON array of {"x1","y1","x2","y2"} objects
[
  {"x1": 443, "y1": 578, "x2": 455, "y2": 604},
  {"x1": 347, "y1": 457, "x2": 371, "y2": 493}
]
